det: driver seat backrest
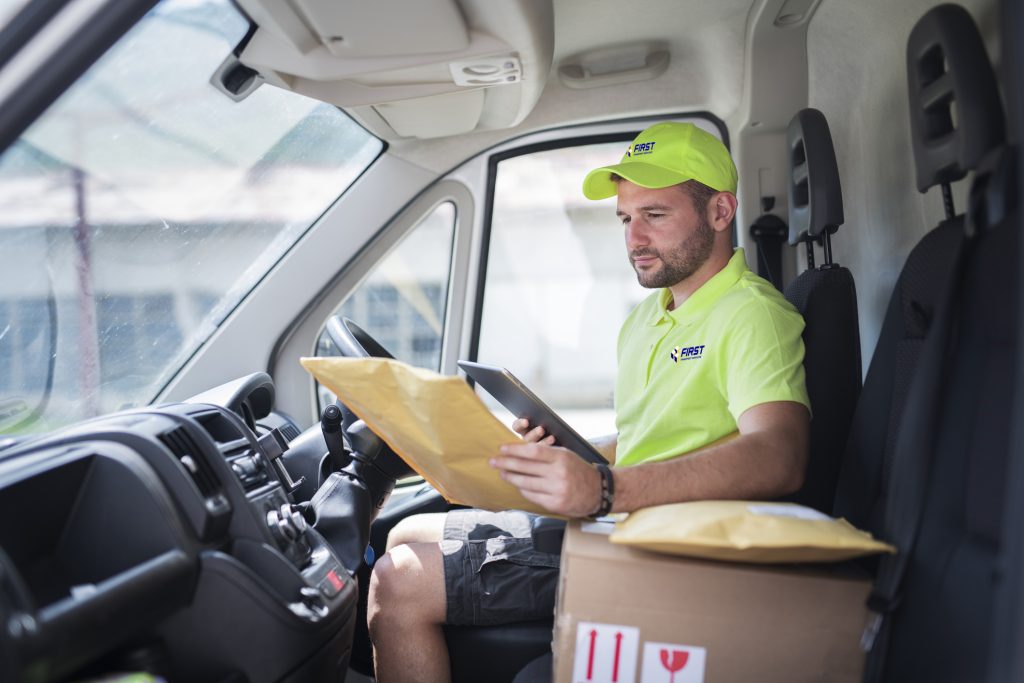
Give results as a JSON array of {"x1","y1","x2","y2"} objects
[{"x1": 780, "y1": 107, "x2": 862, "y2": 513}]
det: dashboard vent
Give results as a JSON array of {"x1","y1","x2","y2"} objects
[
  {"x1": 279, "y1": 422, "x2": 300, "y2": 442},
  {"x1": 159, "y1": 427, "x2": 221, "y2": 498}
]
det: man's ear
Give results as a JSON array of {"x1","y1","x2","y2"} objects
[{"x1": 709, "y1": 192, "x2": 738, "y2": 232}]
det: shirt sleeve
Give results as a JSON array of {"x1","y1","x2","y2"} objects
[{"x1": 720, "y1": 298, "x2": 811, "y2": 421}]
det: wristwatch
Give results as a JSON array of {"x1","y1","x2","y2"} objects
[{"x1": 589, "y1": 463, "x2": 615, "y2": 518}]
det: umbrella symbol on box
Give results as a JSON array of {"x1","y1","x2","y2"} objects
[{"x1": 659, "y1": 649, "x2": 688, "y2": 683}]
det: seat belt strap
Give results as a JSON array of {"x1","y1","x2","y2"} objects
[{"x1": 749, "y1": 213, "x2": 788, "y2": 291}]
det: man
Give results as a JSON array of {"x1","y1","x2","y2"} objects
[{"x1": 367, "y1": 121, "x2": 810, "y2": 683}]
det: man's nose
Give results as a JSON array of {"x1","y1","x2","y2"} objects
[{"x1": 625, "y1": 219, "x2": 650, "y2": 249}]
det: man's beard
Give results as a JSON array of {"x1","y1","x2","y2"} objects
[{"x1": 630, "y1": 216, "x2": 715, "y2": 289}]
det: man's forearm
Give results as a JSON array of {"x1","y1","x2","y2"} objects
[
  {"x1": 494, "y1": 403, "x2": 807, "y2": 518},
  {"x1": 611, "y1": 427, "x2": 806, "y2": 513}
]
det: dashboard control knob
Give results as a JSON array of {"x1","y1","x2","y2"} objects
[
  {"x1": 282, "y1": 503, "x2": 308, "y2": 535},
  {"x1": 266, "y1": 507, "x2": 298, "y2": 543},
  {"x1": 267, "y1": 503, "x2": 309, "y2": 546}
]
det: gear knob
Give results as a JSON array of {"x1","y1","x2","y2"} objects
[{"x1": 321, "y1": 404, "x2": 351, "y2": 470}]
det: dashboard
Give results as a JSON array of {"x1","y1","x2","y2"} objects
[{"x1": 0, "y1": 374, "x2": 357, "y2": 682}]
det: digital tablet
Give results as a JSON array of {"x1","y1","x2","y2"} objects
[{"x1": 458, "y1": 360, "x2": 608, "y2": 465}]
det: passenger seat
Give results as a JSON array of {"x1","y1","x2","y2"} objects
[
  {"x1": 832, "y1": 3, "x2": 1005, "y2": 543},
  {"x1": 855, "y1": 5, "x2": 1015, "y2": 680},
  {"x1": 781, "y1": 107, "x2": 862, "y2": 513}
]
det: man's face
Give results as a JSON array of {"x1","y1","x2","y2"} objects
[{"x1": 615, "y1": 181, "x2": 715, "y2": 289}]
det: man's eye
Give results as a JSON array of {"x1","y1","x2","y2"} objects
[{"x1": 646, "y1": 213, "x2": 664, "y2": 220}]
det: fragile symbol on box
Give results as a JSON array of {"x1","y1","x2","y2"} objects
[
  {"x1": 639, "y1": 642, "x2": 706, "y2": 683},
  {"x1": 573, "y1": 622, "x2": 640, "y2": 683}
]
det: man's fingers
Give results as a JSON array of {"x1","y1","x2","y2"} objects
[
  {"x1": 491, "y1": 453, "x2": 551, "y2": 477},
  {"x1": 511, "y1": 420, "x2": 558, "y2": 445},
  {"x1": 500, "y1": 442, "x2": 561, "y2": 460},
  {"x1": 524, "y1": 425, "x2": 548, "y2": 443},
  {"x1": 500, "y1": 470, "x2": 556, "y2": 494}
]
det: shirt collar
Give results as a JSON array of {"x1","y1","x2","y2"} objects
[{"x1": 648, "y1": 248, "x2": 749, "y2": 325}]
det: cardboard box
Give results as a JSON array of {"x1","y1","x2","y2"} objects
[{"x1": 553, "y1": 520, "x2": 871, "y2": 683}]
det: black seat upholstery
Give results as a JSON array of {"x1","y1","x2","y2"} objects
[
  {"x1": 781, "y1": 108, "x2": 862, "y2": 513},
  {"x1": 446, "y1": 621, "x2": 554, "y2": 683},
  {"x1": 832, "y1": 3, "x2": 1005, "y2": 540},
  {"x1": 876, "y1": 144, "x2": 1017, "y2": 682},
  {"x1": 854, "y1": 6, "x2": 1015, "y2": 680}
]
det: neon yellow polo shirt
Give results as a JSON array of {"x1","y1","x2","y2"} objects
[{"x1": 614, "y1": 248, "x2": 809, "y2": 467}]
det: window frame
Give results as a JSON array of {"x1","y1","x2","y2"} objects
[
  {"x1": 0, "y1": 0, "x2": 158, "y2": 156},
  {"x1": 311, "y1": 198, "x2": 459, "y2": 413},
  {"x1": 269, "y1": 180, "x2": 475, "y2": 424}
]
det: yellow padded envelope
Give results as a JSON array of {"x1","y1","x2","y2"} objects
[
  {"x1": 610, "y1": 500, "x2": 896, "y2": 563},
  {"x1": 301, "y1": 356, "x2": 553, "y2": 515}
]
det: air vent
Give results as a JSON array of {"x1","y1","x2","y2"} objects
[
  {"x1": 159, "y1": 427, "x2": 221, "y2": 498},
  {"x1": 279, "y1": 422, "x2": 300, "y2": 442},
  {"x1": 259, "y1": 420, "x2": 301, "y2": 442}
]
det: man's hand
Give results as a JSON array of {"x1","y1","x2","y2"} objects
[
  {"x1": 490, "y1": 442, "x2": 601, "y2": 517},
  {"x1": 511, "y1": 418, "x2": 556, "y2": 445}
]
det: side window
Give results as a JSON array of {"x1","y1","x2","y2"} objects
[
  {"x1": 316, "y1": 202, "x2": 456, "y2": 407},
  {"x1": 475, "y1": 142, "x2": 647, "y2": 437}
]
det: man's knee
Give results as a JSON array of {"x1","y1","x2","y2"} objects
[
  {"x1": 368, "y1": 542, "x2": 447, "y2": 634},
  {"x1": 367, "y1": 552, "x2": 397, "y2": 637},
  {"x1": 386, "y1": 512, "x2": 447, "y2": 550}
]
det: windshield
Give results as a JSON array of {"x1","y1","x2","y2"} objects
[{"x1": 0, "y1": 0, "x2": 382, "y2": 434}]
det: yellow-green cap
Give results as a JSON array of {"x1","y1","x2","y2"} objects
[{"x1": 582, "y1": 122, "x2": 738, "y2": 199}]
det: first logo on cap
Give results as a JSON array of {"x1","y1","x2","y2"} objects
[{"x1": 629, "y1": 141, "x2": 656, "y2": 156}]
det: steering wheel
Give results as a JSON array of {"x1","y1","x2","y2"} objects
[
  {"x1": 323, "y1": 316, "x2": 415, "y2": 480},
  {"x1": 325, "y1": 316, "x2": 396, "y2": 360}
]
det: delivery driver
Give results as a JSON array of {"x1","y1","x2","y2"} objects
[{"x1": 367, "y1": 121, "x2": 811, "y2": 683}]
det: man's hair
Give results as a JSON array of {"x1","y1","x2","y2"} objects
[{"x1": 609, "y1": 174, "x2": 718, "y2": 215}]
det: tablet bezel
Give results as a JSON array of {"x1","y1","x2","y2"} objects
[{"x1": 458, "y1": 360, "x2": 609, "y2": 465}]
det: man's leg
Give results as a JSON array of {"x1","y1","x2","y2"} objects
[
  {"x1": 368, "y1": 514, "x2": 449, "y2": 683},
  {"x1": 385, "y1": 512, "x2": 447, "y2": 551},
  {"x1": 369, "y1": 510, "x2": 559, "y2": 683}
]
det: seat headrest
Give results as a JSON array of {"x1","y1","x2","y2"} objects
[
  {"x1": 907, "y1": 4, "x2": 1005, "y2": 193},
  {"x1": 786, "y1": 108, "x2": 844, "y2": 245}
]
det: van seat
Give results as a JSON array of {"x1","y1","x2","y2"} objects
[{"x1": 781, "y1": 107, "x2": 862, "y2": 513}]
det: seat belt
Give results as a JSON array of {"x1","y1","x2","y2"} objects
[{"x1": 749, "y1": 212, "x2": 788, "y2": 291}]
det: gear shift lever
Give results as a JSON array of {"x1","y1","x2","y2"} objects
[{"x1": 320, "y1": 404, "x2": 352, "y2": 470}]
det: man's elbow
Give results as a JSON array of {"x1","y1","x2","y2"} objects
[
  {"x1": 772, "y1": 426, "x2": 810, "y2": 497},
  {"x1": 776, "y1": 451, "x2": 806, "y2": 496}
]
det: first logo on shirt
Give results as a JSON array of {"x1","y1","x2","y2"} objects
[{"x1": 670, "y1": 344, "x2": 705, "y2": 363}]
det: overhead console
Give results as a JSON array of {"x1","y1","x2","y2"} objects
[{"x1": 231, "y1": 0, "x2": 554, "y2": 138}]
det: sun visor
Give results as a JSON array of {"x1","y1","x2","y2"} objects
[
  {"x1": 376, "y1": 90, "x2": 486, "y2": 139},
  {"x1": 234, "y1": 0, "x2": 554, "y2": 138},
  {"x1": 290, "y1": 0, "x2": 470, "y2": 58}
]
